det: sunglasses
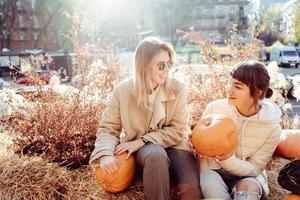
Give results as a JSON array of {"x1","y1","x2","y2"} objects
[{"x1": 157, "y1": 61, "x2": 174, "y2": 71}]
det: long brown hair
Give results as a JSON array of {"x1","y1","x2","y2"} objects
[
  {"x1": 230, "y1": 60, "x2": 273, "y2": 107},
  {"x1": 134, "y1": 37, "x2": 175, "y2": 106}
]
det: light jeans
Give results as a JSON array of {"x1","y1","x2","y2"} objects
[{"x1": 200, "y1": 169, "x2": 262, "y2": 200}]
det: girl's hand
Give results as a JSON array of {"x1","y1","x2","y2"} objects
[
  {"x1": 99, "y1": 155, "x2": 118, "y2": 174},
  {"x1": 214, "y1": 151, "x2": 234, "y2": 161},
  {"x1": 115, "y1": 139, "x2": 145, "y2": 159},
  {"x1": 199, "y1": 151, "x2": 235, "y2": 161}
]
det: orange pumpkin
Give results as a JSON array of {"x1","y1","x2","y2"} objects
[
  {"x1": 95, "y1": 153, "x2": 135, "y2": 193},
  {"x1": 191, "y1": 115, "x2": 238, "y2": 158},
  {"x1": 275, "y1": 130, "x2": 300, "y2": 160},
  {"x1": 285, "y1": 193, "x2": 300, "y2": 200}
]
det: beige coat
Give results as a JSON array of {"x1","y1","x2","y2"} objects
[
  {"x1": 199, "y1": 99, "x2": 282, "y2": 197},
  {"x1": 90, "y1": 77, "x2": 191, "y2": 165}
]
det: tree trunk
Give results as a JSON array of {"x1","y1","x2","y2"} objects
[{"x1": 34, "y1": 2, "x2": 63, "y2": 49}]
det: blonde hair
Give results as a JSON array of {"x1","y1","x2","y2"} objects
[{"x1": 134, "y1": 37, "x2": 175, "y2": 106}]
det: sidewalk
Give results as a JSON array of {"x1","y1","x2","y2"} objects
[{"x1": 0, "y1": 75, "x2": 13, "y2": 90}]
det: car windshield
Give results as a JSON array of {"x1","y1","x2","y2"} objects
[{"x1": 283, "y1": 51, "x2": 298, "y2": 56}]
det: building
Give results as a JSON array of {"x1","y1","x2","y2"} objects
[
  {"x1": 0, "y1": 0, "x2": 61, "y2": 51},
  {"x1": 259, "y1": 0, "x2": 286, "y2": 8},
  {"x1": 188, "y1": 0, "x2": 250, "y2": 38},
  {"x1": 132, "y1": 0, "x2": 251, "y2": 48},
  {"x1": 281, "y1": 0, "x2": 300, "y2": 34}
]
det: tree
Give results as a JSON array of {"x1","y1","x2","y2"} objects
[
  {"x1": 0, "y1": 0, "x2": 77, "y2": 51},
  {"x1": 34, "y1": 0, "x2": 76, "y2": 50},
  {"x1": 254, "y1": 5, "x2": 283, "y2": 45},
  {"x1": 295, "y1": 5, "x2": 300, "y2": 44},
  {"x1": 0, "y1": 0, "x2": 18, "y2": 49}
]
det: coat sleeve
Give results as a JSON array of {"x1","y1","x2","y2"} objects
[
  {"x1": 201, "y1": 101, "x2": 214, "y2": 118},
  {"x1": 89, "y1": 89, "x2": 122, "y2": 166},
  {"x1": 142, "y1": 87, "x2": 189, "y2": 148},
  {"x1": 219, "y1": 126, "x2": 282, "y2": 177}
]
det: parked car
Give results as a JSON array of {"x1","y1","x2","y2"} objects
[
  {"x1": 17, "y1": 70, "x2": 58, "y2": 85},
  {"x1": 296, "y1": 47, "x2": 300, "y2": 57},
  {"x1": 270, "y1": 46, "x2": 300, "y2": 68}
]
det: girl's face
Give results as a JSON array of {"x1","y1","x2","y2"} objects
[
  {"x1": 148, "y1": 50, "x2": 172, "y2": 89},
  {"x1": 227, "y1": 78, "x2": 254, "y2": 108}
]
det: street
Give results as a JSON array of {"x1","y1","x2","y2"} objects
[
  {"x1": 278, "y1": 66, "x2": 300, "y2": 78},
  {"x1": 277, "y1": 66, "x2": 300, "y2": 115},
  {"x1": 289, "y1": 98, "x2": 300, "y2": 114}
]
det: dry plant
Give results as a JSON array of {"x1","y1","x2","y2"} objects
[
  {"x1": 2, "y1": 89, "x2": 102, "y2": 168},
  {"x1": 175, "y1": 27, "x2": 264, "y2": 126},
  {"x1": 69, "y1": 14, "x2": 119, "y2": 89},
  {"x1": 223, "y1": 24, "x2": 264, "y2": 64},
  {"x1": 173, "y1": 64, "x2": 230, "y2": 126},
  {"x1": 0, "y1": 14, "x2": 119, "y2": 169}
]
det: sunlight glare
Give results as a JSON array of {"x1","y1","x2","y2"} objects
[{"x1": 88, "y1": 0, "x2": 127, "y2": 20}]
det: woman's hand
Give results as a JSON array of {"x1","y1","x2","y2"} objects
[
  {"x1": 188, "y1": 140, "x2": 198, "y2": 155},
  {"x1": 115, "y1": 139, "x2": 145, "y2": 159},
  {"x1": 99, "y1": 155, "x2": 118, "y2": 174}
]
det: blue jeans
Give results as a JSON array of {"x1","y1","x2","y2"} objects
[{"x1": 200, "y1": 169, "x2": 262, "y2": 200}]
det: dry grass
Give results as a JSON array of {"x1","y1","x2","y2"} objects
[
  {"x1": 0, "y1": 152, "x2": 71, "y2": 200},
  {"x1": 67, "y1": 166, "x2": 144, "y2": 200},
  {"x1": 0, "y1": 124, "x2": 140, "y2": 200},
  {"x1": 0, "y1": 152, "x2": 144, "y2": 200},
  {"x1": 0, "y1": 131, "x2": 143, "y2": 200},
  {"x1": 0, "y1": 131, "x2": 293, "y2": 200},
  {"x1": 0, "y1": 148, "x2": 291, "y2": 200},
  {"x1": 265, "y1": 157, "x2": 291, "y2": 200}
]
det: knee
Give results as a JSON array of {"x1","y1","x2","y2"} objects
[
  {"x1": 143, "y1": 147, "x2": 169, "y2": 167},
  {"x1": 235, "y1": 180, "x2": 260, "y2": 193},
  {"x1": 200, "y1": 170, "x2": 218, "y2": 187},
  {"x1": 200, "y1": 170, "x2": 224, "y2": 196},
  {"x1": 145, "y1": 151, "x2": 168, "y2": 164},
  {"x1": 142, "y1": 148, "x2": 169, "y2": 179},
  {"x1": 176, "y1": 183, "x2": 202, "y2": 200}
]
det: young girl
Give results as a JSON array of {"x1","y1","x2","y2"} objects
[
  {"x1": 199, "y1": 61, "x2": 282, "y2": 200},
  {"x1": 89, "y1": 37, "x2": 201, "y2": 200}
]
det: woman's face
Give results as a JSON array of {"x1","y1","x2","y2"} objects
[
  {"x1": 148, "y1": 50, "x2": 172, "y2": 89},
  {"x1": 227, "y1": 78, "x2": 254, "y2": 108}
]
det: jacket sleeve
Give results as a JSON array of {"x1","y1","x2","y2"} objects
[
  {"x1": 201, "y1": 101, "x2": 214, "y2": 118},
  {"x1": 142, "y1": 88, "x2": 189, "y2": 148},
  {"x1": 89, "y1": 89, "x2": 122, "y2": 166},
  {"x1": 219, "y1": 126, "x2": 282, "y2": 177}
]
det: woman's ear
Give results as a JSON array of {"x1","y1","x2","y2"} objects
[{"x1": 258, "y1": 90, "x2": 263, "y2": 98}]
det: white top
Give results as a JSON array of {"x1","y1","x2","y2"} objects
[{"x1": 147, "y1": 86, "x2": 160, "y2": 111}]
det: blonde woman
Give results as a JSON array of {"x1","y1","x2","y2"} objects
[{"x1": 90, "y1": 37, "x2": 201, "y2": 200}]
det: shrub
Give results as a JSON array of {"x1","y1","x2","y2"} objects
[{"x1": 0, "y1": 15, "x2": 119, "y2": 169}]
